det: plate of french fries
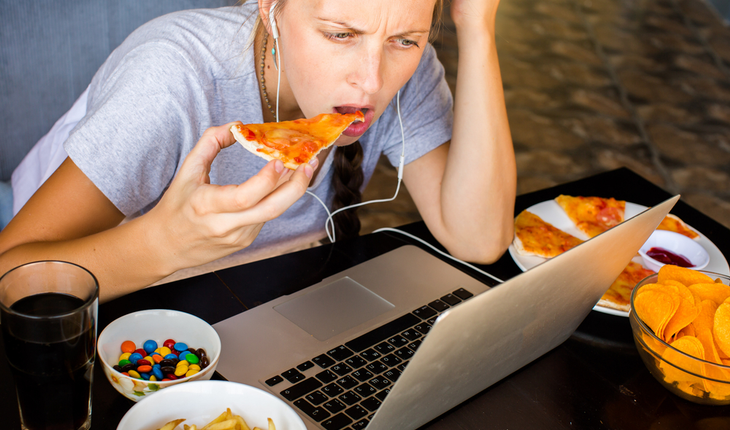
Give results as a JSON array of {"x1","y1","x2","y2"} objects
[{"x1": 116, "y1": 381, "x2": 306, "y2": 430}]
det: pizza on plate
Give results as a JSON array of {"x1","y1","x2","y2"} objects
[
  {"x1": 598, "y1": 261, "x2": 655, "y2": 312},
  {"x1": 513, "y1": 210, "x2": 584, "y2": 258},
  {"x1": 230, "y1": 111, "x2": 364, "y2": 169},
  {"x1": 555, "y1": 195, "x2": 626, "y2": 238},
  {"x1": 657, "y1": 213, "x2": 699, "y2": 239}
]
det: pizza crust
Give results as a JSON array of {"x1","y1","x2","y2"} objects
[
  {"x1": 230, "y1": 125, "x2": 299, "y2": 169},
  {"x1": 596, "y1": 298, "x2": 630, "y2": 312}
]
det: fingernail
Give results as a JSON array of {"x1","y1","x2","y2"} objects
[
  {"x1": 308, "y1": 157, "x2": 319, "y2": 168},
  {"x1": 274, "y1": 160, "x2": 284, "y2": 173},
  {"x1": 304, "y1": 163, "x2": 314, "y2": 179}
]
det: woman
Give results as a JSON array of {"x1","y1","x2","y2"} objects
[{"x1": 0, "y1": 0, "x2": 515, "y2": 301}]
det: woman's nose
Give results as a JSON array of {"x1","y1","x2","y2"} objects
[{"x1": 349, "y1": 50, "x2": 384, "y2": 95}]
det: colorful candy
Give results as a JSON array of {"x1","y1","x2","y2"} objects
[{"x1": 112, "y1": 338, "x2": 209, "y2": 382}]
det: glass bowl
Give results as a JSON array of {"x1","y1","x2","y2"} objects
[{"x1": 629, "y1": 271, "x2": 730, "y2": 405}]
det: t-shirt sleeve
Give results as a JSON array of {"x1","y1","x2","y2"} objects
[
  {"x1": 381, "y1": 44, "x2": 454, "y2": 167},
  {"x1": 64, "y1": 42, "x2": 208, "y2": 217}
]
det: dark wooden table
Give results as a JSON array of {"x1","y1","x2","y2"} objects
[{"x1": 2, "y1": 168, "x2": 729, "y2": 429}]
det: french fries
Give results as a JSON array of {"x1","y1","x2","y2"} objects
[{"x1": 156, "y1": 409, "x2": 276, "y2": 430}]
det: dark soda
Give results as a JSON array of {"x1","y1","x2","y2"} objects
[{"x1": 1, "y1": 292, "x2": 96, "y2": 430}]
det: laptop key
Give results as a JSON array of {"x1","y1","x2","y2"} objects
[
  {"x1": 322, "y1": 382, "x2": 344, "y2": 397},
  {"x1": 408, "y1": 340, "x2": 422, "y2": 351},
  {"x1": 387, "y1": 335, "x2": 409, "y2": 348},
  {"x1": 380, "y1": 353, "x2": 402, "y2": 367},
  {"x1": 365, "y1": 361, "x2": 388, "y2": 374},
  {"x1": 313, "y1": 354, "x2": 337, "y2": 369},
  {"x1": 375, "y1": 388, "x2": 390, "y2": 401},
  {"x1": 281, "y1": 368, "x2": 305, "y2": 384},
  {"x1": 351, "y1": 369, "x2": 374, "y2": 382},
  {"x1": 321, "y1": 413, "x2": 353, "y2": 430},
  {"x1": 345, "y1": 355, "x2": 367, "y2": 369},
  {"x1": 351, "y1": 419, "x2": 369, "y2": 429},
  {"x1": 337, "y1": 375, "x2": 359, "y2": 390},
  {"x1": 297, "y1": 361, "x2": 315, "y2": 371},
  {"x1": 414, "y1": 323, "x2": 431, "y2": 335},
  {"x1": 280, "y1": 377, "x2": 322, "y2": 401},
  {"x1": 306, "y1": 390, "x2": 328, "y2": 405},
  {"x1": 453, "y1": 287, "x2": 473, "y2": 300},
  {"x1": 413, "y1": 305, "x2": 437, "y2": 320},
  {"x1": 327, "y1": 345, "x2": 354, "y2": 361},
  {"x1": 293, "y1": 398, "x2": 331, "y2": 422},
  {"x1": 400, "y1": 329, "x2": 422, "y2": 341},
  {"x1": 428, "y1": 299, "x2": 450, "y2": 312},
  {"x1": 316, "y1": 369, "x2": 338, "y2": 384},
  {"x1": 359, "y1": 348, "x2": 381, "y2": 362},
  {"x1": 427, "y1": 316, "x2": 438, "y2": 325},
  {"x1": 374, "y1": 342, "x2": 395, "y2": 355},
  {"x1": 394, "y1": 347, "x2": 414, "y2": 360},
  {"x1": 265, "y1": 375, "x2": 284, "y2": 386},
  {"x1": 345, "y1": 313, "x2": 420, "y2": 352},
  {"x1": 323, "y1": 398, "x2": 346, "y2": 414},
  {"x1": 383, "y1": 368, "x2": 401, "y2": 382},
  {"x1": 339, "y1": 391, "x2": 362, "y2": 405},
  {"x1": 361, "y1": 396, "x2": 382, "y2": 412},
  {"x1": 345, "y1": 405, "x2": 368, "y2": 420},
  {"x1": 353, "y1": 383, "x2": 377, "y2": 397},
  {"x1": 397, "y1": 363, "x2": 408, "y2": 372},
  {"x1": 440, "y1": 293, "x2": 462, "y2": 306},
  {"x1": 331, "y1": 363, "x2": 353, "y2": 376},
  {"x1": 368, "y1": 376, "x2": 391, "y2": 390}
]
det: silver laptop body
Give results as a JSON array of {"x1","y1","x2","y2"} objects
[{"x1": 214, "y1": 196, "x2": 678, "y2": 430}]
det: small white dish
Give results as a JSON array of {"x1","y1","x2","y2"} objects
[
  {"x1": 97, "y1": 309, "x2": 221, "y2": 402},
  {"x1": 116, "y1": 380, "x2": 306, "y2": 430},
  {"x1": 639, "y1": 230, "x2": 709, "y2": 272}
]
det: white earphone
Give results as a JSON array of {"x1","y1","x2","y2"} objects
[{"x1": 268, "y1": 1, "x2": 279, "y2": 40}]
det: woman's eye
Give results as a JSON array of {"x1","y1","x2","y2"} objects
[
  {"x1": 396, "y1": 38, "x2": 419, "y2": 48},
  {"x1": 325, "y1": 32, "x2": 353, "y2": 41}
]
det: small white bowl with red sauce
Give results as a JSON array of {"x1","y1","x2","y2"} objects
[{"x1": 639, "y1": 230, "x2": 709, "y2": 272}]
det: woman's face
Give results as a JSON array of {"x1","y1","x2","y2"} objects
[{"x1": 274, "y1": 0, "x2": 437, "y2": 146}]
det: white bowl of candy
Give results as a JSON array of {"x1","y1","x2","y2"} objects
[
  {"x1": 639, "y1": 230, "x2": 709, "y2": 273},
  {"x1": 98, "y1": 309, "x2": 221, "y2": 402}
]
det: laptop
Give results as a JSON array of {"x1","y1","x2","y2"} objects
[{"x1": 214, "y1": 195, "x2": 679, "y2": 430}]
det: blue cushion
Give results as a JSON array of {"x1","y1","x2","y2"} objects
[{"x1": 0, "y1": 0, "x2": 240, "y2": 181}]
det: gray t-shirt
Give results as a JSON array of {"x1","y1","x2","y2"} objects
[{"x1": 64, "y1": 3, "x2": 453, "y2": 260}]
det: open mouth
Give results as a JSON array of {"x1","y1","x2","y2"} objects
[{"x1": 335, "y1": 106, "x2": 367, "y2": 122}]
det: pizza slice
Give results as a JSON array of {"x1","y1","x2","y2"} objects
[
  {"x1": 230, "y1": 111, "x2": 364, "y2": 169},
  {"x1": 657, "y1": 214, "x2": 700, "y2": 239},
  {"x1": 555, "y1": 195, "x2": 626, "y2": 238},
  {"x1": 598, "y1": 261, "x2": 655, "y2": 312},
  {"x1": 513, "y1": 210, "x2": 584, "y2": 258}
]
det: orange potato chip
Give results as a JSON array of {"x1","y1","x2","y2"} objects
[
  {"x1": 714, "y1": 303, "x2": 730, "y2": 358},
  {"x1": 693, "y1": 300, "x2": 718, "y2": 333},
  {"x1": 657, "y1": 265, "x2": 713, "y2": 287},
  {"x1": 695, "y1": 329, "x2": 730, "y2": 394},
  {"x1": 664, "y1": 284, "x2": 700, "y2": 342},
  {"x1": 677, "y1": 324, "x2": 696, "y2": 339},
  {"x1": 635, "y1": 289, "x2": 679, "y2": 340},
  {"x1": 688, "y1": 283, "x2": 730, "y2": 306},
  {"x1": 661, "y1": 336, "x2": 705, "y2": 386}
]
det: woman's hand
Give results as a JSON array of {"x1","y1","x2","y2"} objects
[{"x1": 146, "y1": 122, "x2": 316, "y2": 273}]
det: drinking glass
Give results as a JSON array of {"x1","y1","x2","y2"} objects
[{"x1": 0, "y1": 261, "x2": 99, "y2": 430}]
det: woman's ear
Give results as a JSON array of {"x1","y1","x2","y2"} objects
[{"x1": 258, "y1": 0, "x2": 279, "y2": 37}]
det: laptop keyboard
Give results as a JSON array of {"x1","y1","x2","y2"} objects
[{"x1": 263, "y1": 287, "x2": 474, "y2": 430}]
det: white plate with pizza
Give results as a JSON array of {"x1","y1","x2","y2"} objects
[{"x1": 508, "y1": 199, "x2": 730, "y2": 317}]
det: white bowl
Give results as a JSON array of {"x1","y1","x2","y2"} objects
[
  {"x1": 639, "y1": 230, "x2": 709, "y2": 272},
  {"x1": 97, "y1": 309, "x2": 221, "y2": 402},
  {"x1": 116, "y1": 380, "x2": 306, "y2": 430}
]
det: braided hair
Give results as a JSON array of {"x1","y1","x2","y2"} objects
[{"x1": 330, "y1": 141, "x2": 365, "y2": 240}]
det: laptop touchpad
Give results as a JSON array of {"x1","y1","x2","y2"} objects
[{"x1": 273, "y1": 277, "x2": 394, "y2": 341}]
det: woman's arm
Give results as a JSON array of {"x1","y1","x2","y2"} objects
[
  {"x1": 403, "y1": 0, "x2": 515, "y2": 264},
  {"x1": 0, "y1": 123, "x2": 315, "y2": 302}
]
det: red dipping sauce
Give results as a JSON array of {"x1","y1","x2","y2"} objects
[{"x1": 646, "y1": 247, "x2": 694, "y2": 267}]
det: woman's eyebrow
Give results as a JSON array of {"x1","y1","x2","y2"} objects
[{"x1": 315, "y1": 17, "x2": 430, "y2": 37}]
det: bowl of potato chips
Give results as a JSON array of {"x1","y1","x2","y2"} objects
[
  {"x1": 116, "y1": 380, "x2": 306, "y2": 430},
  {"x1": 629, "y1": 265, "x2": 730, "y2": 404}
]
